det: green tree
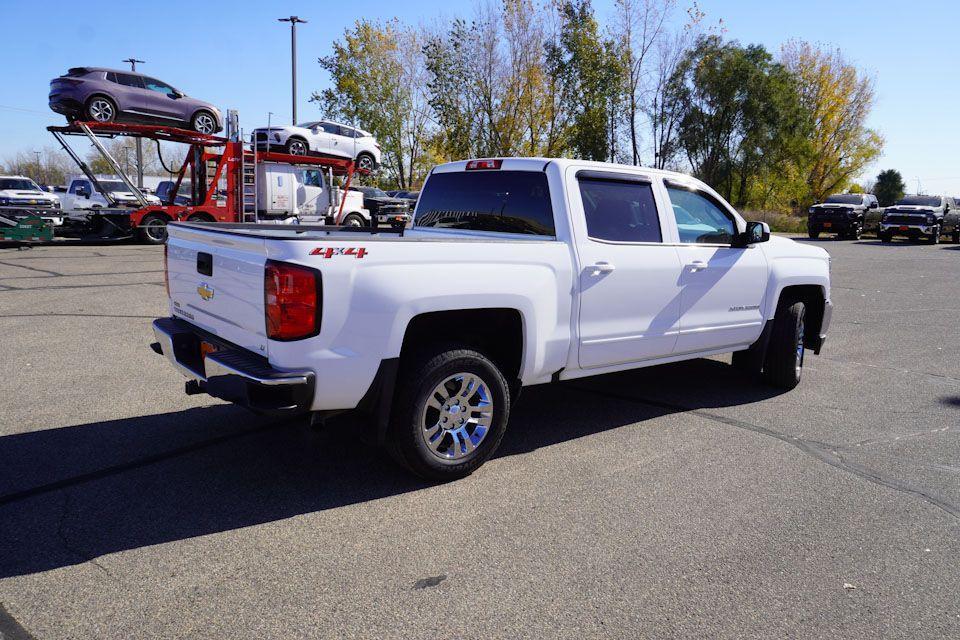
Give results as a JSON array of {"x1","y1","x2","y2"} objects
[
  {"x1": 315, "y1": 20, "x2": 431, "y2": 189},
  {"x1": 666, "y1": 35, "x2": 808, "y2": 207},
  {"x1": 781, "y1": 41, "x2": 883, "y2": 205},
  {"x1": 874, "y1": 169, "x2": 905, "y2": 206},
  {"x1": 546, "y1": 0, "x2": 625, "y2": 161}
]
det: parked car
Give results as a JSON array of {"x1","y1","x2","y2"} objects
[
  {"x1": 349, "y1": 186, "x2": 410, "y2": 227},
  {"x1": 807, "y1": 193, "x2": 878, "y2": 240},
  {"x1": 49, "y1": 67, "x2": 223, "y2": 134},
  {"x1": 60, "y1": 176, "x2": 161, "y2": 214},
  {"x1": 156, "y1": 181, "x2": 194, "y2": 207},
  {"x1": 879, "y1": 195, "x2": 959, "y2": 244},
  {"x1": 0, "y1": 175, "x2": 64, "y2": 226},
  {"x1": 252, "y1": 121, "x2": 381, "y2": 171},
  {"x1": 151, "y1": 158, "x2": 833, "y2": 480}
]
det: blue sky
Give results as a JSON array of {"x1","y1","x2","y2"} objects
[{"x1": 1, "y1": 0, "x2": 957, "y2": 194}]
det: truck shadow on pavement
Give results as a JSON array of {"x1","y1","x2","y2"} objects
[{"x1": 0, "y1": 358, "x2": 781, "y2": 579}]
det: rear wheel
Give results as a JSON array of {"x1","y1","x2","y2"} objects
[
  {"x1": 763, "y1": 298, "x2": 807, "y2": 390},
  {"x1": 388, "y1": 347, "x2": 510, "y2": 480},
  {"x1": 880, "y1": 231, "x2": 892, "y2": 243},
  {"x1": 137, "y1": 213, "x2": 169, "y2": 244},
  {"x1": 85, "y1": 96, "x2": 117, "y2": 123},
  {"x1": 953, "y1": 228, "x2": 960, "y2": 244},
  {"x1": 286, "y1": 138, "x2": 308, "y2": 156}
]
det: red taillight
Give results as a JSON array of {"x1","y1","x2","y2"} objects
[
  {"x1": 264, "y1": 260, "x2": 322, "y2": 341},
  {"x1": 465, "y1": 159, "x2": 502, "y2": 170},
  {"x1": 163, "y1": 244, "x2": 170, "y2": 297}
]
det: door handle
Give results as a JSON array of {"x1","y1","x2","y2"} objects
[
  {"x1": 591, "y1": 261, "x2": 616, "y2": 275},
  {"x1": 687, "y1": 260, "x2": 708, "y2": 272}
]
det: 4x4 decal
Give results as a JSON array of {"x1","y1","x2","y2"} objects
[{"x1": 310, "y1": 247, "x2": 368, "y2": 259}]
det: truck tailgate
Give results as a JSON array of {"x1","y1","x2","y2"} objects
[{"x1": 166, "y1": 225, "x2": 270, "y2": 355}]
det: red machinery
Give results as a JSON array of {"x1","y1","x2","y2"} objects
[{"x1": 49, "y1": 118, "x2": 363, "y2": 244}]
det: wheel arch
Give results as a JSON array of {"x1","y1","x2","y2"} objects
[{"x1": 775, "y1": 284, "x2": 826, "y2": 351}]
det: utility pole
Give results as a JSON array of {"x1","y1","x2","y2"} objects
[
  {"x1": 123, "y1": 58, "x2": 146, "y2": 188},
  {"x1": 278, "y1": 16, "x2": 307, "y2": 124},
  {"x1": 33, "y1": 150, "x2": 43, "y2": 186}
]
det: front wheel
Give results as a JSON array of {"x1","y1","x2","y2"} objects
[
  {"x1": 341, "y1": 213, "x2": 366, "y2": 227},
  {"x1": 191, "y1": 110, "x2": 217, "y2": 134},
  {"x1": 850, "y1": 223, "x2": 863, "y2": 240},
  {"x1": 763, "y1": 298, "x2": 807, "y2": 390},
  {"x1": 356, "y1": 152, "x2": 376, "y2": 172},
  {"x1": 927, "y1": 225, "x2": 940, "y2": 245},
  {"x1": 880, "y1": 232, "x2": 892, "y2": 243},
  {"x1": 807, "y1": 229, "x2": 820, "y2": 239},
  {"x1": 953, "y1": 229, "x2": 960, "y2": 244},
  {"x1": 388, "y1": 348, "x2": 510, "y2": 481},
  {"x1": 286, "y1": 138, "x2": 308, "y2": 156},
  {"x1": 137, "y1": 213, "x2": 169, "y2": 244}
]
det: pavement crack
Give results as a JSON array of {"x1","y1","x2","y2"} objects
[
  {"x1": 0, "y1": 260, "x2": 62, "y2": 277},
  {"x1": 571, "y1": 385, "x2": 960, "y2": 521}
]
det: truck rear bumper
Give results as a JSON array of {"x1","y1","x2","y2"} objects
[{"x1": 151, "y1": 317, "x2": 315, "y2": 414}]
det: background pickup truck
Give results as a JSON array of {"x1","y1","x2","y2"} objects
[{"x1": 152, "y1": 158, "x2": 833, "y2": 480}]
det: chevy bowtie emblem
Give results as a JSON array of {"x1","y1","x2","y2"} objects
[{"x1": 197, "y1": 283, "x2": 215, "y2": 301}]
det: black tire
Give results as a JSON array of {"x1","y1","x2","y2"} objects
[
  {"x1": 286, "y1": 138, "x2": 308, "y2": 156},
  {"x1": 388, "y1": 347, "x2": 510, "y2": 481},
  {"x1": 762, "y1": 298, "x2": 806, "y2": 390},
  {"x1": 356, "y1": 152, "x2": 377, "y2": 172},
  {"x1": 851, "y1": 223, "x2": 863, "y2": 240},
  {"x1": 137, "y1": 213, "x2": 169, "y2": 245},
  {"x1": 191, "y1": 110, "x2": 218, "y2": 134},
  {"x1": 807, "y1": 229, "x2": 820, "y2": 239},
  {"x1": 880, "y1": 232, "x2": 892, "y2": 243},
  {"x1": 85, "y1": 95, "x2": 117, "y2": 123},
  {"x1": 953, "y1": 229, "x2": 960, "y2": 244},
  {"x1": 927, "y1": 226, "x2": 940, "y2": 245},
  {"x1": 341, "y1": 213, "x2": 366, "y2": 227},
  {"x1": 186, "y1": 212, "x2": 215, "y2": 223}
]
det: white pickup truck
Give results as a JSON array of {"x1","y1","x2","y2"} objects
[{"x1": 152, "y1": 158, "x2": 833, "y2": 480}]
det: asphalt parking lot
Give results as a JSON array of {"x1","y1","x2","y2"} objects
[{"x1": 1, "y1": 237, "x2": 958, "y2": 639}]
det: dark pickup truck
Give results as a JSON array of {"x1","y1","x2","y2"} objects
[
  {"x1": 807, "y1": 193, "x2": 879, "y2": 240},
  {"x1": 879, "y1": 195, "x2": 960, "y2": 244}
]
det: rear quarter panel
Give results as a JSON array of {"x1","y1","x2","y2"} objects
[{"x1": 263, "y1": 236, "x2": 574, "y2": 410}]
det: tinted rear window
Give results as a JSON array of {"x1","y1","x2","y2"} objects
[{"x1": 415, "y1": 170, "x2": 554, "y2": 236}]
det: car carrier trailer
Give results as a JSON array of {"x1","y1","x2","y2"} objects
[{"x1": 48, "y1": 111, "x2": 367, "y2": 244}]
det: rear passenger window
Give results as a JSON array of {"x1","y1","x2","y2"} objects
[
  {"x1": 578, "y1": 178, "x2": 661, "y2": 243},
  {"x1": 115, "y1": 73, "x2": 145, "y2": 89}
]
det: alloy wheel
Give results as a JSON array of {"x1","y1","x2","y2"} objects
[
  {"x1": 420, "y1": 373, "x2": 494, "y2": 460},
  {"x1": 89, "y1": 99, "x2": 114, "y2": 122},
  {"x1": 194, "y1": 113, "x2": 216, "y2": 134}
]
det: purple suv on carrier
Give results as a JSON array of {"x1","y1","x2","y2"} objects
[{"x1": 49, "y1": 67, "x2": 222, "y2": 134}]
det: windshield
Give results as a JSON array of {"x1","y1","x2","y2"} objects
[
  {"x1": 0, "y1": 178, "x2": 42, "y2": 191},
  {"x1": 99, "y1": 181, "x2": 133, "y2": 194},
  {"x1": 897, "y1": 196, "x2": 941, "y2": 207},
  {"x1": 415, "y1": 170, "x2": 554, "y2": 236},
  {"x1": 364, "y1": 187, "x2": 388, "y2": 197},
  {"x1": 824, "y1": 194, "x2": 863, "y2": 204}
]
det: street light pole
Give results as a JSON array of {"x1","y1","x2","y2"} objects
[
  {"x1": 278, "y1": 16, "x2": 307, "y2": 124},
  {"x1": 122, "y1": 58, "x2": 146, "y2": 189},
  {"x1": 33, "y1": 150, "x2": 43, "y2": 186}
]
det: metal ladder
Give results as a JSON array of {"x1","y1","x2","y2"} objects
[{"x1": 241, "y1": 134, "x2": 257, "y2": 223}]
